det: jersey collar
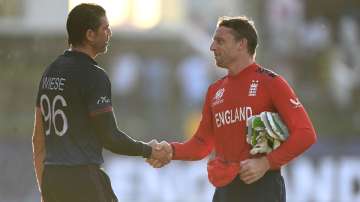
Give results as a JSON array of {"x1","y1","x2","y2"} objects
[
  {"x1": 64, "y1": 50, "x2": 98, "y2": 65},
  {"x1": 227, "y1": 62, "x2": 258, "y2": 79}
]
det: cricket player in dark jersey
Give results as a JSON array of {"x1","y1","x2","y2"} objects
[
  {"x1": 32, "y1": 3, "x2": 168, "y2": 202},
  {"x1": 147, "y1": 16, "x2": 317, "y2": 202}
]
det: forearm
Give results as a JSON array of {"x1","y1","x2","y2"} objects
[
  {"x1": 91, "y1": 112, "x2": 152, "y2": 158},
  {"x1": 104, "y1": 129, "x2": 152, "y2": 158},
  {"x1": 171, "y1": 136, "x2": 213, "y2": 161},
  {"x1": 268, "y1": 76, "x2": 318, "y2": 169},
  {"x1": 266, "y1": 127, "x2": 317, "y2": 169}
]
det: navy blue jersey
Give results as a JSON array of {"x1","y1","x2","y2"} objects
[{"x1": 36, "y1": 50, "x2": 113, "y2": 165}]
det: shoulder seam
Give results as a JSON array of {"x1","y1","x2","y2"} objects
[{"x1": 255, "y1": 66, "x2": 278, "y2": 78}]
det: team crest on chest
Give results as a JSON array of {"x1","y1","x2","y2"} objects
[{"x1": 248, "y1": 80, "x2": 259, "y2": 96}]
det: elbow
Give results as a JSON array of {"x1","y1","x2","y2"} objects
[
  {"x1": 103, "y1": 138, "x2": 117, "y2": 153},
  {"x1": 308, "y1": 128, "x2": 318, "y2": 146},
  {"x1": 311, "y1": 132, "x2": 317, "y2": 145},
  {"x1": 101, "y1": 135, "x2": 115, "y2": 152},
  {"x1": 103, "y1": 143, "x2": 120, "y2": 154},
  {"x1": 301, "y1": 128, "x2": 318, "y2": 151}
]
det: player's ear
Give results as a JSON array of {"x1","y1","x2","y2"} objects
[
  {"x1": 85, "y1": 29, "x2": 96, "y2": 43},
  {"x1": 237, "y1": 38, "x2": 247, "y2": 51}
]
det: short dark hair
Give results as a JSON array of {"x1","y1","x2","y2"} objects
[
  {"x1": 66, "y1": 3, "x2": 106, "y2": 46},
  {"x1": 217, "y1": 16, "x2": 258, "y2": 55}
]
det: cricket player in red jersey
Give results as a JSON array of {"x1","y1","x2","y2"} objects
[{"x1": 147, "y1": 16, "x2": 317, "y2": 202}]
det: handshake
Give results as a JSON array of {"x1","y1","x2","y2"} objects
[{"x1": 146, "y1": 140, "x2": 173, "y2": 168}]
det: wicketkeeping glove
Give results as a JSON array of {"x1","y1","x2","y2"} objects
[{"x1": 246, "y1": 112, "x2": 289, "y2": 155}]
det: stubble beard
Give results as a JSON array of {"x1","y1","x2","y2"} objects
[
  {"x1": 97, "y1": 43, "x2": 108, "y2": 55},
  {"x1": 215, "y1": 58, "x2": 226, "y2": 68},
  {"x1": 102, "y1": 46, "x2": 108, "y2": 54}
]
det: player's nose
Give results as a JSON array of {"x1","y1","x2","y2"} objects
[{"x1": 210, "y1": 41, "x2": 216, "y2": 52}]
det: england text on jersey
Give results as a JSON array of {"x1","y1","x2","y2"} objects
[{"x1": 214, "y1": 106, "x2": 252, "y2": 128}]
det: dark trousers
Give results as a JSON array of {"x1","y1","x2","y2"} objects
[
  {"x1": 212, "y1": 171, "x2": 286, "y2": 202},
  {"x1": 41, "y1": 164, "x2": 118, "y2": 202}
]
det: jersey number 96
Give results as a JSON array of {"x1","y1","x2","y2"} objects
[{"x1": 40, "y1": 94, "x2": 68, "y2": 136}]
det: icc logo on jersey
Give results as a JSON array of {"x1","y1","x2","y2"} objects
[
  {"x1": 214, "y1": 88, "x2": 225, "y2": 100},
  {"x1": 212, "y1": 88, "x2": 225, "y2": 106}
]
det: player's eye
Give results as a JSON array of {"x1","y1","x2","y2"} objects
[{"x1": 217, "y1": 39, "x2": 224, "y2": 45}]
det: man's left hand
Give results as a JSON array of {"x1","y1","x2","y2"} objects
[{"x1": 239, "y1": 157, "x2": 270, "y2": 184}]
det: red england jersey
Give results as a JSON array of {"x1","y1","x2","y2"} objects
[{"x1": 171, "y1": 63, "x2": 317, "y2": 186}]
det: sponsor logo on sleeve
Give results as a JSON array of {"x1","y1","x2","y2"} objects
[
  {"x1": 290, "y1": 98, "x2": 302, "y2": 108},
  {"x1": 97, "y1": 96, "x2": 111, "y2": 105}
]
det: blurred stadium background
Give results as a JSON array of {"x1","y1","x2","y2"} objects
[{"x1": 1, "y1": 0, "x2": 360, "y2": 201}]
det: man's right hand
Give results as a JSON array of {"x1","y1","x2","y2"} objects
[{"x1": 146, "y1": 140, "x2": 173, "y2": 168}]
